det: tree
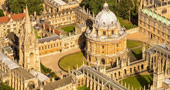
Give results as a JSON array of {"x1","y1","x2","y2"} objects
[
  {"x1": 9, "y1": 0, "x2": 26, "y2": 14},
  {"x1": 0, "y1": 9, "x2": 4, "y2": 17},
  {"x1": 27, "y1": 0, "x2": 43, "y2": 15},
  {"x1": 8, "y1": 0, "x2": 43, "y2": 15},
  {"x1": 117, "y1": 0, "x2": 133, "y2": 19}
]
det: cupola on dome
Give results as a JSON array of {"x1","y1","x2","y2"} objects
[{"x1": 95, "y1": 3, "x2": 117, "y2": 28}]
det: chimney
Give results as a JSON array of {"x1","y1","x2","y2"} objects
[
  {"x1": 7, "y1": 13, "x2": 11, "y2": 18},
  {"x1": 23, "y1": 8, "x2": 26, "y2": 13},
  {"x1": 34, "y1": 11, "x2": 36, "y2": 16}
]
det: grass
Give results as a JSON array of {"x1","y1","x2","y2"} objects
[
  {"x1": 0, "y1": 83, "x2": 13, "y2": 90},
  {"x1": 40, "y1": 63, "x2": 60, "y2": 80},
  {"x1": 118, "y1": 17, "x2": 137, "y2": 30},
  {"x1": 122, "y1": 75, "x2": 153, "y2": 90},
  {"x1": 59, "y1": 52, "x2": 87, "y2": 72},
  {"x1": 127, "y1": 40, "x2": 143, "y2": 60},
  {"x1": 61, "y1": 26, "x2": 75, "y2": 34},
  {"x1": 127, "y1": 40, "x2": 143, "y2": 49},
  {"x1": 131, "y1": 47, "x2": 142, "y2": 60},
  {"x1": 77, "y1": 85, "x2": 90, "y2": 90}
]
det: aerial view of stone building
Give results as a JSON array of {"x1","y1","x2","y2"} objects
[{"x1": 0, "y1": 0, "x2": 170, "y2": 90}]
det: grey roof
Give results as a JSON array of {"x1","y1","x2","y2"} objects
[
  {"x1": 12, "y1": 67, "x2": 34, "y2": 80},
  {"x1": 147, "y1": 44, "x2": 170, "y2": 55},
  {"x1": 2, "y1": 46, "x2": 13, "y2": 54},
  {"x1": 43, "y1": 76, "x2": 73, "y2": 90},
  {"x1": 78, "y1": 66, "x2": 127, "y2": 90},
  {"x1": 38, "y1": 35, "x2": 61, "y2": 43},
  {"x1": 164, "y1": 78, "x2": 170, "y2": 85},
  {"x1": 0, "y1": 52, "x2": 19, "y2": 70},
  {"x1": 30, "y1": 70, "x2": 49, "y2": 82}
]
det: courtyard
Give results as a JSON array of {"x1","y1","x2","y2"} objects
[
  {"x1": 61, "y1": 25, "x2": 75, "y2": 34},
  {"x1": 122, "y1": 74, "x2": 153, "y2": 90}
]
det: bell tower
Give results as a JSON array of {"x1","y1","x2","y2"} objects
[{"x1": 19, "y1": 5, "x2": 40, "y2": 71}]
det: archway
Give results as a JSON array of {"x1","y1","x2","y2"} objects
[{"x1": 28, "y1": 81, "x2": 35, "y2": 90}]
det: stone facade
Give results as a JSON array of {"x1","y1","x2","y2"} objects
[
  {"x1": 146, "y1": 44, "x2": 170, "y2": 89},
  {"x1": 138, "y1": 0, "x2": 170, "y2": 45},
  {"x1": 0, "y1": 13, "x2": 25, "y2": 38},
  {"x1": 43, "y1": 0, "x2": 79, "y2": 13}
]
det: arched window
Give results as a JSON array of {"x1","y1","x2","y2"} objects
[
  {"x1": 124, "y1": 69, "x2": 127, "y2": 75},
  {"x1": 101, "y1": 58, "x2": 105, "y2": 64}
]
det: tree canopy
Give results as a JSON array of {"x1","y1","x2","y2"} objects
[
  {"x1": 0, "y1": 9, "x2": 4, "y2": 17},
  {"x1": 9, "y1": 0, "x2": 43, "y2": 15},
  {"x1": 80, "y1": 0, "x2": 139, "y2": 25}
]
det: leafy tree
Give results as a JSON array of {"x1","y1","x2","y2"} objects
[
  {"x1": 9, "y1": 0, "x2": 26, "y2": 14},
  {"x1": 27, "y1": 0, "x2": 43, "y2": 15},
  {"x1": 0, "y1": 9, "x2": 4, "y2": 17},
  {"x1": 8, "y1": 0, "x2": 43, "y2": 15},
  {"x1": 117, "y1": 0, "x2": 133, "y2": 19}
]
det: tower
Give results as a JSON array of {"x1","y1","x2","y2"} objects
[
  {"x1": 19, "y1": 5, "x2": 40, "y2": 71},
  {"x1": 153, "y1": 53, "x2": 164, "y2": 89}
]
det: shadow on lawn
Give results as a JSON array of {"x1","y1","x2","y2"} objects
[
  {"x1": 131, "y1": 49, "x2": 142, "y2": 60},
  {"x1": 135, "y1": 70, "x2": 153, "y2": 89}
]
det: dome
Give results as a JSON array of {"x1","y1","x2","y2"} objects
[{"x1": 95, "y1": 3, "x2": 117, "y2": 28}]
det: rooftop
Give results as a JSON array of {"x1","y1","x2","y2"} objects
[
  {"x1": 0, "y1": 52, "x2": 19, "y2": 70},
  {"x1": 0, "y1": 13, "x2": 25, "y2": 24},
  {"x1": 142, "y1": 9, "x2": 170, "y2": 26},
  {"x1": 54, "y1": 0, "x2": 66, "y2": 5},
  {"x1": 30, "y1": 70, "x2": 49, "y2": 82},
  {"x1": 78, "y1": 66, "x2": 127, "y2": 90},
  {"x1": 38, "y1": 35, "x2": 61, "y2": 43},
  {"x1": 43, "y1": 76, "x2": 73, "y2": 90},
  {"x1": 12, "y1": 67, "x2": 34, "y2": 80}
]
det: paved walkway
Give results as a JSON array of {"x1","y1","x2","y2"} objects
[
  {"x1": 40, "y1": 48, "x2": 81, "y2": 77},
  {"x1": 127, "y1": 31, "x2": 155, "y2": 45}
]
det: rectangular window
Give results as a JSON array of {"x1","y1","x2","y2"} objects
[
  {"x1": 102, "y1": 45, "x2": 104, "y2": 49},
  {"x1": 112, "y1": 30, "x2": 114, "y2": 34}
]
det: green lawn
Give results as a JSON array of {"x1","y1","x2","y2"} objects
[
  {"x1": 59, "y1": 52, "x2": 86, "y2": 72},
  {"x1": 131, "y1": 47, "x2": 142, "y2": 60},
  {"x1": 127, "y1": 40, "x2": 150, "y2": 60},
  {"x1": 122, "y1": 75, "x2": 153, "y2": 90},
  {"x1": 61, "y1": 26, "x2": 75, "y2": 34},
  {"x1": 127, "y1": 40, "x2": 143, "y2": 49},
  {"x1": 0, "y1": 83, "x2": 13, "y2": 90},
  {"x1": 78, "y1": 85, "x2": 90, "y2": 90}
]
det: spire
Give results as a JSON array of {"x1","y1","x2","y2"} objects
[{"x1": 25, "y1": 5, "x2": 32, "y2": 34}]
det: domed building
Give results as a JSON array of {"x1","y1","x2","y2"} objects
[{"x1": 85, "y1": 3, "x2": 128, "y2": 67}]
